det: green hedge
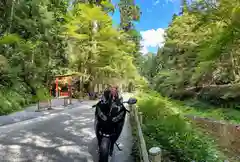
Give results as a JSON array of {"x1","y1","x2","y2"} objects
[
  {"x1": 136, "y1": 91, "x2": 226, "y2": 162},
  {"x1": 0, "y1": 81, "x2": 51, "y2": 115}
]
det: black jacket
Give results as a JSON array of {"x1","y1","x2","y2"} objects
[{"x1": 96, "y1": 89, "x2": 123, "y2": 115}]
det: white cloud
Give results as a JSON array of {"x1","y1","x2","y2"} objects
[
  {"x1": 146, "y1": 8, "x2": 152, "y2": 13},
  {"x1": 140, "y1": 46, "x2": 149, "y2": 55},
  {"x1": 166, "y1": 0, "x2": 175, "y2": 3},
  {"x1": 153, "y1": 0, "x2": 160, "y2": 6},
  {"x1": 140, "y1": 28, "x2": 165, "y2": 54},
  {"x1": 153, "y1": 0, "x2": 175, "y2": 6}
]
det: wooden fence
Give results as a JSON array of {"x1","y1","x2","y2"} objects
[{"x1": 130, "y1": 104, "x2": 162, "y2": 162}]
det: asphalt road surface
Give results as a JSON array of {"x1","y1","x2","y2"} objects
[{"x1": 0, "y1": 100, "x2": 134, "y2": 162}]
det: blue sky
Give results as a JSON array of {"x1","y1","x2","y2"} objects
[{"x1": 111, "y1": 0, "x2": 182, "y2": 54}]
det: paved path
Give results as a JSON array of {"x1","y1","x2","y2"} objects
[
  {"x1": 0, "y1": 99, "x2": 80, "y2": 126},
  {"x1": 0, "y1": 98, "x2": 134, "y2": 162}
]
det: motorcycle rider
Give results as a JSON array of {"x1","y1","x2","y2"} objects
[{"x1": 94, "y1": 84, "x2": 124, "y2": 156}]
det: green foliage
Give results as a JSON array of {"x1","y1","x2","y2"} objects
[
  {"x1": 118, "y1": 0, "x2": 143, "y2": 68},
  {"x1": 139, "y1": 0, "x2": 240, "y2": 106},
  {"x1": 0, "y1": 81, "x2": 32, "y2": 115},
  {"x1": 0, "y1": 34, "x2": 20, "y2": 44},
  {"x1": 0, "y1": 0, "x2": 141, "y2": 115},
  {"x1": 0, "y1": 0, "x2": 68, "y2": 114},
  {"x1": 176, "y1": 99, "x2": 240, "y2": 124},
  {"x1": 118, "y1": 0, "x2": 141, "y2": 31},
  {"x1": 64, "y1": 3, "x2": 139, "y2": 85},
  {"x1": 137, "y1": 92, "x2": 226, "y2": 162}
]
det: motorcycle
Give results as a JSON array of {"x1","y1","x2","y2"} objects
[{"x1": 92, "y1": 97, "x2": 137, "y2": 162}]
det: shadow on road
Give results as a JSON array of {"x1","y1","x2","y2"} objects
[
  {"x1": 0, "y1": 107, "x2": 98, "y2": 162},
  {"x1": 88, "y1": 137, "x2": 99, "y2": 162}
]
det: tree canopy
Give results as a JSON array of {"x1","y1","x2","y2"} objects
[
  {"x1": 0, "y1": 0, "x2": 142, "y2": 114},
  {"x1": 139, "y1": 0, "x2": 240, "y2": 106}
]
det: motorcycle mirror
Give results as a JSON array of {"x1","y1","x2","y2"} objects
[{"x1": 128, "y1": 97, "x2": 137, "y2": 105}]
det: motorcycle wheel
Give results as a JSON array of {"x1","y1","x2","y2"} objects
[{"x1": 99, "y1": 137, "x2": 111, "y2": 162}]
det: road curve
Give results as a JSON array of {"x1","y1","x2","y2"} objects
[{"x1": 0, "y1": 100, "x2": 134, "y2": 162}]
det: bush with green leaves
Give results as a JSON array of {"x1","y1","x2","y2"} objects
[
  {"x1": 0, "y1": 83, "x2": 51, "y2": 115},
  {"x1": 137, "y1": 0, "x2": 240, "y2": 106},
  {"x1": 137, "y1": 92, "x2": 226, "y2": 162},
  {"x1": 0, "y1": 0, "x2": 142, "y2": 115}
]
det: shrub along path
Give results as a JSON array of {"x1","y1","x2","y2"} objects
[{"x1": 136, "y1": 91, "x2": 228, "y2": 162}]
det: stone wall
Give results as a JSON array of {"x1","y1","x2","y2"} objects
[{"x1": 186, "y1": 115, "x2": 240, "y2": 160}]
